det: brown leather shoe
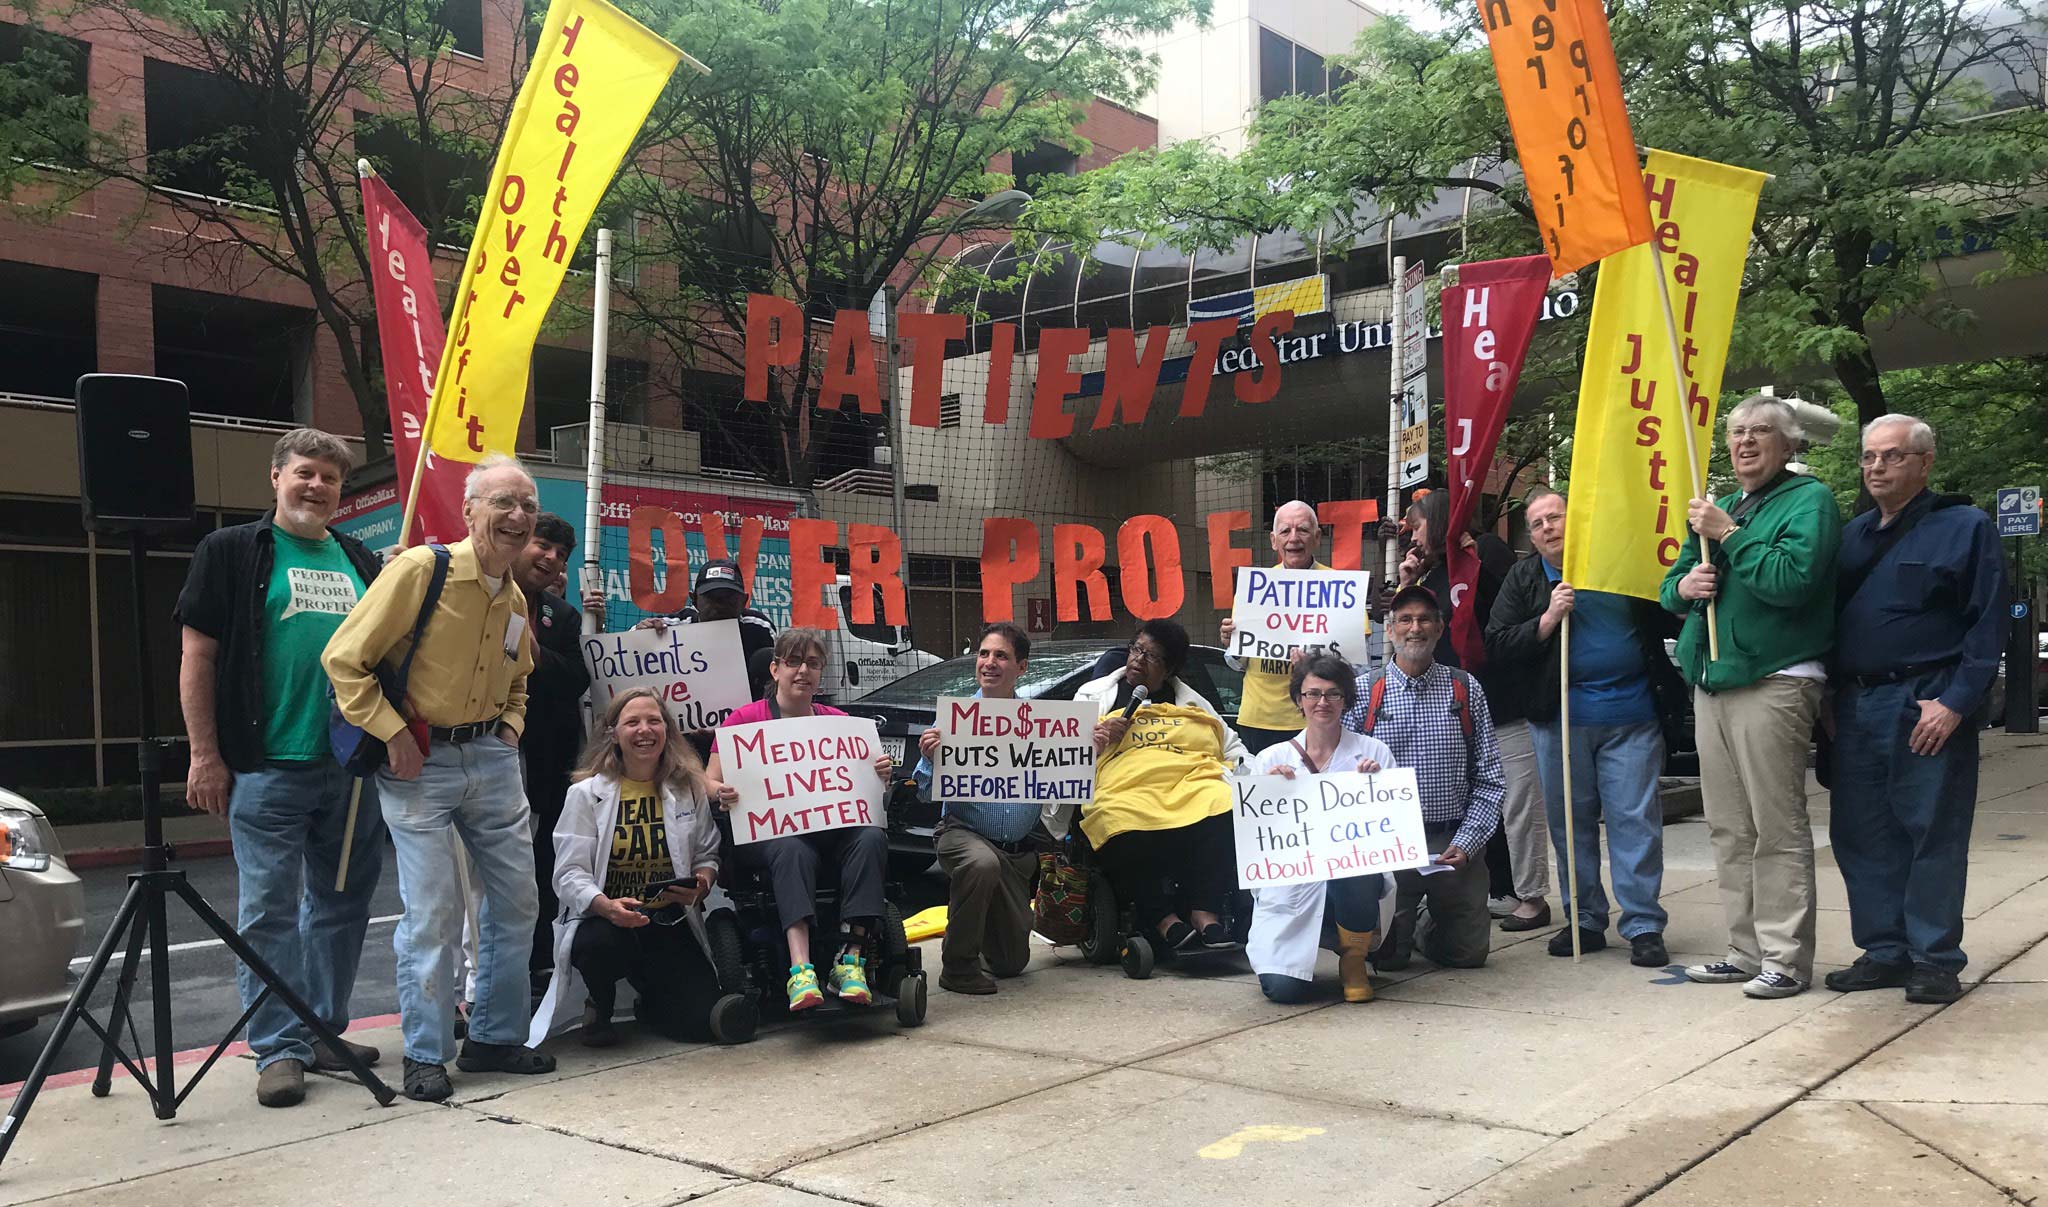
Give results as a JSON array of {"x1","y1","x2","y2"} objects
[
  {"x1": 256, "y1": 1059, "x2": 307, "y2": 1107},
  {"x1": 1499, "y1": 901, "x2": 1552, "y2": 932},
  {"x1": 939, "y1": 969, "x2": 998, "y2": 995},
  {"x1": 1336, "y1": 927, "x2": 1377, "y2": 1003},
  {"x1": 310, "y1": 1037, "x2": 382, "y2": 1071}
]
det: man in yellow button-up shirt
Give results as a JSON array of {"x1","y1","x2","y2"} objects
[{"x1": 322, "y1": 454, "x2": 550, "y2": 1102}]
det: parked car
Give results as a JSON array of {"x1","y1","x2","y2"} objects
[
  {"x1": 1982, "y1": 632, "x2": 2048, "y2": 725},
  {"x1": 840, "y1": 639, "x2": 1245, "y2": 867},
  {"x1": 0, "y1": 787, "x2": 87, "y2": 1038}
]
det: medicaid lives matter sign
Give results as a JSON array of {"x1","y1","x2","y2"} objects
[
  {"x1": 933, "y1": 696, "x2": 1095, "y2": 808},
  {"x1": 582, "y1": 619, "x2": 752, "y2": 731},
  {"x1": 1233, "y1": 767, "x2": 1432, "y2": 889},
  {"x1": 720, "y1": 714, "x2": 889, "y2": 844},
  {"x1": 1228, "y1": 567, "x2": 1372, "y2": 662}
]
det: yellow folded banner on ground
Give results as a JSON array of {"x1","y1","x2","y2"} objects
[
  {"x1": 1563, "y1": 150, "x2": 1767, "y2": 601},
  {"x1": 425, "y1": 0, "x2": 684, "y2": 460}
]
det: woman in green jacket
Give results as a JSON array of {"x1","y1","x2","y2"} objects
[{"x1": 1660, "y1": 394, "x2": 1842, "y2": 999}]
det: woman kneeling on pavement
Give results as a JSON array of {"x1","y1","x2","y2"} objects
[
  {"x1": 1242, "y1": 655, "x2": 1392, "y2": 1004},
  {"x1": 530, "y1": 688, "x2": 727, "y2": 1047},
  {"x1": 1075, "y1": 618, "x2": 1249, "y2": 951},
  {"x1": 706, "y1": 627, "x2": 896, "y2": 1012}
]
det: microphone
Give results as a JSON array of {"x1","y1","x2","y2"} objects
[{"x1": 1119, "y1": 683, "x2": 1150, "y2": 719}]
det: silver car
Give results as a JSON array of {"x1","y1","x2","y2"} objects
[{"x1": 0, "y1": 788, "x2": 86, "y2": 1038}]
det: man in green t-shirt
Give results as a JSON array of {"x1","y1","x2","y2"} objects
[
  {"x1": 175, "y1": 429, "x2": 386, "y2": 1109},
  {"x1": 1220, "y1": 500, "x2": 1373, "y2": 754}
]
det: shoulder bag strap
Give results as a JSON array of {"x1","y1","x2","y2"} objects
[
  {"x1": 388, "y1": 544, "x2": 451, "y2": 704},
  {"x1": 1287, "y1": 739, "x2": 1322, "y2": 775}
]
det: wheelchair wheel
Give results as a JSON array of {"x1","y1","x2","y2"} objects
[
  {"x1": 894, "y1": 971, "x2": 929, "y2": 1027},
  {"x1": 708, "y1": 992, "x2": 758, "y2": 1045},
  {"x1": 1121, "y1": 933, "x2": 1155, "y2": 980},
  {"x1": 878, "y1": 901, "x2": 912, "y2": 997},
  {"x1": 1078, "y1": 871, "x2": 1122, "y2": 965},
  {"x1": 705, "y1": 909, "x2": 751, "y2": 998}
]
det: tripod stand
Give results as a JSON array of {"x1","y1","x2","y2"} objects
[{"x1": 0, "y1": 531, "x2": 395, "y2": 1170}]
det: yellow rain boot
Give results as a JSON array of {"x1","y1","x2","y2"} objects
[{"x1": 1336, "y1": 927, "x2": 1377, "y2": 1003}]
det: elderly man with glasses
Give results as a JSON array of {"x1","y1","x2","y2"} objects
[
  {"x1": 1823, "y1": 415, "x2": 2008, "y2": 1005},
  {"x1": 324, "y1": 454, "x2": 553, "y2": 1100},
  {"x1": 1660, "y1": 394, "x2": 1843, "y2": 999}
]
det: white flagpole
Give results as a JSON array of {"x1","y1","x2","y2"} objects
[{"x1": 582, "y1": 228, "x2": 612, "y2": 636}]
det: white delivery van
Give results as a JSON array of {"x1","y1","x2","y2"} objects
[{"x1": 817, "y1": 574, "x2": 942, "y2": 704}]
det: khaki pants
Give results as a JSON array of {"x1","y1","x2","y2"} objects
[
  {"x1": 1695, "y1": 677, "x2": 1823, "y2": 981},
  {"x1": 1496, "y1": 720, "x2": 1550, "y2": 901},
  {"x1": 935, "y1": 824, "x2": 1037, "y2": 978}
]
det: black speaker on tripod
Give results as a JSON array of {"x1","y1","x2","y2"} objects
[{"x1": 0, "y1": 376, "x2": 392, "y2": 1171}]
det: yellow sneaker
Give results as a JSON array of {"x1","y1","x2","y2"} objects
[
  {"x1": 785, "y1": 963, "x2": 823, "y2": 1011},
  {"x1": 828, "y1": 954, "x2": 872, "y2": 1006}
]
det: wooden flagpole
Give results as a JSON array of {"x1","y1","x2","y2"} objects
[
  {"x1": 1561, "y1": 612, "x2": 1580, "y2": 962},
  {"x1": 1650, "y1": 244, "x2": 1720, "y2": 661}
]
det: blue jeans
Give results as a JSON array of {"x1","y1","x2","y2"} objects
[
  {"x1": 1531, "y1": 719, "x2": 1667, "y2": 940},
  {"x1": 377, "y1": 735, "x2": 536, "y2": 1064},
  {"x1": 1830, "y1": 677, "x2": 1978, "y2": 972},
  {"x1": 227, "y1": 759, "x2": 384, "y2": 1070}
]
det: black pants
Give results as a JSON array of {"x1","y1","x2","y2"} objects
[
  {"x1": 1485, "y1": 824, "x2": 1514, "y2": 900},
  {"x1": 1094, "y1": 812, "x2": 1235, "y2": 931},
  {"x1": 569, "y1": 915, "x2": 722, "y2": 1042},
  {"x1": 1238, "y1": 725, "x2": 1297, "y2": 756},
  {"x1": 529, "y1": 770, "x2": 571, "y2": 977},
  {"x1": 743, "y1": 826, "x2": 889, "y2": 935}
]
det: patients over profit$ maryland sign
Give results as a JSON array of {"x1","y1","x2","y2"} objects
[{"x1": 624, "y1": 500, "x2": 1386, "y2": 630}]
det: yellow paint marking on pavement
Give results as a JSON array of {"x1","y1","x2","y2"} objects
[{"x1": 1197, "y1": 1124, "x2": 1327, "y2": 1160}]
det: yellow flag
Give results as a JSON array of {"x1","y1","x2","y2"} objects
[
  {"x1": 1563, "y1": 150, "x2": 1767, "y2": 600},
  {"x1": 425, "y1": 0, "x2": 683, "y2": 459}
]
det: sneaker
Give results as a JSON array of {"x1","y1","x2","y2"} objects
[
  {"x1": 1158, "y1": 920, "x2": 1196, "y2": 950},
  {"x1": 786, "y1": 963, "x2": 824, "y2": 1011},
  {"x1": 1905, "y1": 963, "x2": 1962, "y2": 1005},
  {"x1": 1629, "y1": 933, "x2": 1669, "y2": 968},
  {"x1": 310, "y1": 1037, "x2": 381, "y2": 1071},
  {"x1": 1824, "y1": 955, "x2": 1913, "y2": 993},
  {"x1": 1685, "y1": 960, "x2": 1758, "y2": 984},
  {"x1": 829, "y1": 954, "x2": 873, "y2": 1006},
  {"x1": 939, "y1": 968, "x2": 998, "y2": 995},
  {"x1": 1742, "y1": 971, "x2": 1807, "y2": 999},
  {"x1": 1547, "y1": 927, "x2": 1607, "y2": 957},
  {"x1": 256, "y1": 1058, "x2": 306, "y2": 1108},
  {"x1": 1486, "y1": 895, "x2": 1518, "y2": 919},
  {"x1": 402, "y1": 1058, "x2": 452, "y2": 1103}
]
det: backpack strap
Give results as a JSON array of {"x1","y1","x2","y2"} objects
[
  {"x1": 388, "y1": 544, "x2": 451, "y2": 704},
  {"x1": 1359, "y1": 669, "x2": 1389, "y2": 735},
  {"x1": 1447, "y1": 667, "x2": 1479, "y2": 784}
]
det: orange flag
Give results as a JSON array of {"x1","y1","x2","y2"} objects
[{"x1": 1478, "y1": 0, "x2": 1653, "y2": 274}]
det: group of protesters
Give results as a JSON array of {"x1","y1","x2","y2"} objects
[{"x1": 174, "y1": 392, "x2": 2009, "y2": 1107}]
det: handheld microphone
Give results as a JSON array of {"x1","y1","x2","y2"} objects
[{"x1": 1119, "y1": 683, "x2": 1150, "y2": 719}]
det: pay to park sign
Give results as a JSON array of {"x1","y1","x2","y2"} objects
[
  {"x1": 933, "y1": 696, "x2": 1096, "y2": 808},
  {"x1": 581, "y1": 619, "x2": 751, "y2": 731},
  {"x1": 720, "y1": 714, "x2": 889, "y2": 844},
  {"x1": 1232, "y1": 767, "x2": 1432, "y2": 889},
  {"x1": 1228, "y1": 567, "x2": 1373, "y2": 662}
]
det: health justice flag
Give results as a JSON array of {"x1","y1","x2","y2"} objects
[
  {"x1": 423, "y1": 0, "x2": 689, "y2": 461},
  {"x1": 1440, "y1": 254, "x2": 1552, "y2": 670},
  {"x1": 360, "y1": 167, "x2": 468, "y2": 546},
  {"x1": 1477, "y1": 0, "x2": 1654, "y2": 275},
  {"x1": 1563, "y1": 150, "x2": 1767, "y2": 600}
]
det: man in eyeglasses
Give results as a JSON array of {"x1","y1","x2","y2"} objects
[
  {"x1": 1823, "y1": 415, "x2": 2008, "y2": 1006},
  {"x1": 1221, "y1": 500, "x2": 1372, "y2": 754},
  {"x1": 324, "y1": 454, "x2": 553, "y2": 1101}
]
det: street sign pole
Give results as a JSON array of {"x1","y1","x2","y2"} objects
[{"x1": 2009, "y1": 536, "x2": 2039, "y2": 734}]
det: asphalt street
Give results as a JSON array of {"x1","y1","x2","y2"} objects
[{"x1": 1, "y1": 844, "x2": 948, "y2": 1085}]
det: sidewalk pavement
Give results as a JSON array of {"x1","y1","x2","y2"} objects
[{"x1": 6, "y1": 733, "x2": 2046, "y2": 1207}]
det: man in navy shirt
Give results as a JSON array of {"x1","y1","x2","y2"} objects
[{"x1": 1825, "y1": 414, "x2": 2008, "y2": 1005}]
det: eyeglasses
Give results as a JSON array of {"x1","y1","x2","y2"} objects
[
  {"x1": 478, "y1": 493, "x2": 539, "y2": 514},
  {"x1": 1127, "y1": 643, "x2": 1164, "y2": 665},
  {"x1": 1727, "y1": 424, "x2": 1778, "y2": 440},
  {"x1": 1859, "y1": 449, "x2": 1923, "y2": 467},
  {"x1": 778, "y1": 656, "x2": 826, "y2": 672},
  {"x1": 1299, "y1": 689, "x2": 1346, "y2": 703}
]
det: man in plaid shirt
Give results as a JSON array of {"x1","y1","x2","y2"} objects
[{"x1": 1345, "y1": 584, "x2": 1505, "y2": 968}]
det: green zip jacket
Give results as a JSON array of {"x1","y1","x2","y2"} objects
[{"x1": 1658, "y1": 472, "x2": 1842, "y2": 693}]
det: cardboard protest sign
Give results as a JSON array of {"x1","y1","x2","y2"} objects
[
  {"x1": 1232, "y1": 767, "x2": 1431, "y2": 889},
  {"x1": 1227, "y1": 567, "x2": 1372, "y2": 663},
  {"x1": 720, "y1": 714, "x2": 888, "y2": 844},
  {"x1": 933, "y1": 696, "x2": 1095, "y2": 807},
  {"x1": 581, "y1": 619, "x2": 749, "y2": 730}
]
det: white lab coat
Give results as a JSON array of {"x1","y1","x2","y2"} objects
[
  {"x1": 1240, "y1": 729, "x2": 1398, "y2": 981},
  {"x1": 528, "y1": 773, "x2": 730, "y2": 1046}
]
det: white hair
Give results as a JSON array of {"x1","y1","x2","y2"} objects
[
  {"x1": 1863, "y1": 413, "x2": 1935, "y2": 454},
  {"x1": 463, "y1": 453, "x2": 533, "y2": 501},
  {"x1": 1727, "y1": 394, "x2": 1803, "y2": 443},
  {"x1": 1272, "y1": 499, "x2": 1317, "y2": 531}
]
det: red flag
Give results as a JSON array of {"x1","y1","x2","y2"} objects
[
  {"x1": 361, "y1": 169, "x2": 468, "y2": 547},
  {"x1": 1442, "y1": 254, "x2": 1552, "y2": 670}
]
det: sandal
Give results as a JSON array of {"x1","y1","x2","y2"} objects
[
  {"x1": 454, "y1": 1040, "x2": 557, "y2": 1075},
  {"x1": 402, "y1": 1058, "x2": 452, "y2": 1102},
  {"x1": 1158, "y1": 920, "x2": 1195, "y2": 950}
]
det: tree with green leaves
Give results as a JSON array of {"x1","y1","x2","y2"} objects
[{"x1": 605, "y1": 0, "x2": 1207, "y2": 496}]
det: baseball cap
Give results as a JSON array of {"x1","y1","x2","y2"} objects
[
  {"x1": 1386, "y1": 583, "x2": 1443, "y2": 616},
  {"x1": 694, "y1": 558, "x2": 744, "y2": 596}
]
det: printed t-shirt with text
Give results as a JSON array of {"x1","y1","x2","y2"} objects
[
  {"x1": 1080, "y1": 703, "x2": 1235, "y2": 849},
  {"x1": 604, "y1": 778, "x2": 669, "y2": 901},
  {"x1": 262, "y1": 525, "x2": 367, "y2": 760}
]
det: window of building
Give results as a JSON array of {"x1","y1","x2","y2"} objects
[
  {"x1": 0, "y1": 21, "x2": 91, "y2": 166},
  {"x1": 152, "y1": 286, "x2": 310, "y2": 422},
  {"x1": 437, "y1": 0, "x2": 484, "y2": 57},
  {"x1": 353, "y1": 112, "x2": 486, "y2": 245},
  {"x1": 144, "y1": 58, "x2": 275, "y2": 201},
  {"x1": 1258, "y1": 27, "x2": 1342, "y2": 104},
  {"x1": 1010, "y1": 140, "x2": 1078, "y2": 195},
  {"x1": 532, "y1": 346, "x2": 649, "y2": 451},
  {"x1": 0, "y1": 261, "x2": 95, "y2": 399}
]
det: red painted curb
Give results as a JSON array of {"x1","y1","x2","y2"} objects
[
  {"x1": 65, "y1": 838, "x2": 235, "y2": 870},
  {"x1": 0, "y1": 1013, "x2": 404, "y2": 1099}
]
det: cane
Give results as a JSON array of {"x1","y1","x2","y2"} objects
[{"x1": 335, "y1": 778, "x2": 364, "y2": 893}]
